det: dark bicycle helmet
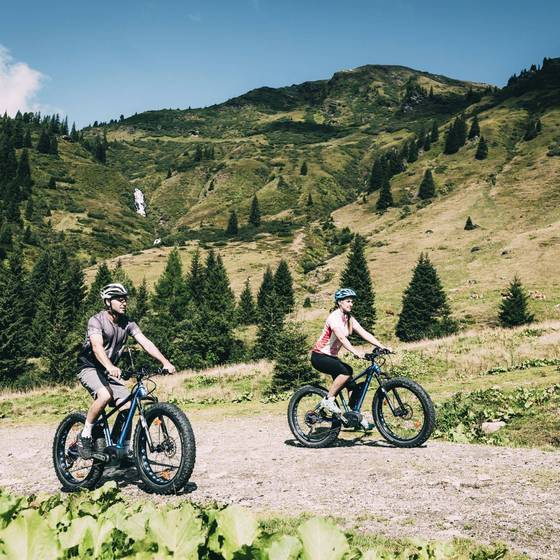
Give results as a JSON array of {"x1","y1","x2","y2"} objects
[
  {"x1": 334, "y1": 288, "x2": 357, "y2": 302},
  {"x1": 100, "y1": 283, "x2": 128, "y2": 301}
]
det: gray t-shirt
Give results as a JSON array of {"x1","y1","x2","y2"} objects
[{"x1": 77, "y1": 310, "x2": 141, "y2": 371}]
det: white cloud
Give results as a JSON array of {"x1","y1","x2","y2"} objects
[
  {"x1": 0, "y1": 45, "x2": 45, "y2": 116},
  {"x1": 188, "y1": 13, "x2": 202, "y2": 22}
]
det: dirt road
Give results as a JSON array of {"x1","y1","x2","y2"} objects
[{"x1": 1, "y1": 413, "x2": 559, "y2": 559}]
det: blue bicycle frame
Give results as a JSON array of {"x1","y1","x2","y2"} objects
[{"x1": 337, "y1": 361, "x2": 384, "y2": 413}]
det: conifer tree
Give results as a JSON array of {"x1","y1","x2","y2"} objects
[
  {"x1": 36, "y1": 129, "x2": 51, "y2": 153},
  {"x1": 13, "y1": 120, "x2": 24, "y2": 149},
  {"x1": 0, "y1": 134, "x2": 17, "y2": 187},
  {"x1": 464, "y1": 216, "x2": 476, "y2": 230},
  {"x1": 274, "y1": 259, "x2": 295, "y2": 314},
  {"x1": 423, "y1": 134, "x2": 431, "y2": 151},
  {"x1": 204, "y1": 251, "x2": 235, "y2": 321},
  {"x1": 456, "y1": 114, "x2": 468, "y2": 147},
  {"x1": 185, "y1": 249, "x2": 205, "y2": 301},
  {"x1": 269, "y1": 322, "x2": 320, "y2": 393},
  {"x1": 226, "y1": 209, "x2": 238, "y2": 236},
  {"x1": 468, "y1": 115, "x2": 480, "y2": 139},
  {"x1": 133, "y1": 278, "x2": 149, "y2": 321},
  {"x1": 300, "y1": 161, "x2": 308, "y2": 176},
  {"x1": 152, "y1": 248, "x2": 186, "y2": 318},
  {"x1": 418, "y1": 169, "x2": 436, "y2": 200},
  {"x1": 94, "y1": 135, "x2": 106, "y2": 163},
  {"x1": 499, "y1": 276, "x2": 534, "y2": 327},
  {"x1": 368, "y1": 156, "x2": 387, "y2": 192},
  {"x1": 257, "y1": 266, "x2": 275, "y2": 318},
  {"x1": 81, "y1": 262, "x2": 112, "y2": 322},
  {"x1": 48, "y1": 134, "x2": 58, "y2": 156},
  {"x1": 395, "y1": 253, "x2": 457, "y2": 341},
  {"x1": 70, "y1": 123, "x2": 79, "y2": 142},
  {"x1": 444, "y1": 120, "x2": 459, "y2": 154},
  {"x1": 16, "y1": 149, "x2": 33, "y2": 199},
  {"x1": 306, "y1": 192, "x2": 313, "y2": 207},
  {"x1": 407, "y1": 139, "x2": 419, "y2": 163},
  {"x1": 249, "y1": 194, "x2": 261, "y2": 227},
  {"x1": 376, "y1": 177, "x2": 393, "y2": 211},
  {"x1": 430, "y1": 120, "x2": 439, "y2": 142},
  {"x1": 253, "y1": 288, "x2": 284, "y2": 360},
  {"x1": 0, "y1": 248, "x2": 29, "y2": 385},
  {"x1": 340, "y1": 234, "x2": 376, "y2": 331},
  {"x1": 23, "y1": 128, "x2": 32, "y2": 148},
  {"x1": 237, "y1": 278, "x2": 256, "y2": 325},
  {"x1": 475, "y1": 136, "x2": 488, "y2": 160}
]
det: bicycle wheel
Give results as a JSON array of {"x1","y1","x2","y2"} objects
[
  {"x1": 372, "y1": 377, "x2": 436, "y2": 447},
  {"x1": 287, "y1": 385, "x2": 342, "y2": 448},
  {"x1": 52, "y1": 412, "x2": 105, "y2": 491},
  {"x1": 134, "y1": 403, "x2": 196, "y2": 494}
]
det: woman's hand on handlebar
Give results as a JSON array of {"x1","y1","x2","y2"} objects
[
  {"x1": 107, "y1": 366, "x2": 122, "y2": 379},
  {"x1": 354, "y1": 350, "x2": 366, "y2": 360}
]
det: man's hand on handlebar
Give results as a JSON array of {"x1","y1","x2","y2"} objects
[
  {"x1": 107, "y1": 366, "x2": 122, "y2": 379},
  {"x1": 161, "y1": 361, "x2": 176, "y2": 374}
]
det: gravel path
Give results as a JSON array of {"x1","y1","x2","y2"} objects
[{"x1": 1, "y1": 413, "x2": 559, "y2": 559}]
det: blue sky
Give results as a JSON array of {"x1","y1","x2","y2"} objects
[{"x1": 1, "y1": 0, "x2": 558, "y2": 127}]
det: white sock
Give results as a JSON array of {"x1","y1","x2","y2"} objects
[{"x1": 82, "y1": 421, "x2": 94, "y2": 438}]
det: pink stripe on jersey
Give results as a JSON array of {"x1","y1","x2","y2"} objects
[{"x1": 312, "y1": 309, "x2": 351, "y2": 357}]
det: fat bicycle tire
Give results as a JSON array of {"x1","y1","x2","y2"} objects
[
  {"x1": 287, "y1": 385, "x2": 342, "y2": 448},
  {"x1": 52, "y1": 412, "x2": 105, "y2": 491},
  {"x1": 134, "y1": 403, "x2": 196, "y2": 494},
  {"x1": 372, "y1": 377, "x2": 435, "y2": 448}
]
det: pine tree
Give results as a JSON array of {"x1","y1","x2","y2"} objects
[
  {"x1": 430, "y1": 120, "x2": 439, "y2": 142},
  {"x1": 269, "y1": 322, "x2": 320, "y2": 393},
  {"x1": 133, "y1": 278, "x2": 149, "y2": 321},
  {"x1": 300, "y1": 161, "x2": 308, "y2": 175},
  {"x1": 204, "y1": 251, "x2": 235, "y2": 321},
  {"x1": 253, "y1": 288, "x2": 285, "y2": 360},
  {"x1": 418, "y1": 169, "x2": 436, "y2": 200},
  {"x1": 23, "y1": 128, "x2": 32, "y2": 148},
  {"x1": 395, "y1": 253, "x2": 457, "y2": 341},
  {"x1": 152, "y1": 248, "x2": 186, "y2": 319},
  {"x1": 306, "y1": 192, "x2": 313, "y2": 207},
  {"x1": 376, "y1": 177, "x2": 393, "y2": 211},
  {"x1": 368, "y1": 156, "x2": 387, "y2": 192},
  {"x1": 499, "y1": 276, "x2": 534, "y2": 327},
  {"x1": 13, "y1": 119, "x2": 24, "y2": 149},
  {"x1": 185, "y1": 249, "x2": 205, "y2": 301},
  {"x1": 48, "y1": 134, "x2": 58, "y2": 156},
  {"x1": 423, "y1": 134, "x2": 431, "y2": 151},
  {"x1": 81, "y1": 262, "x2": 112, "y2": 322},
  {"x1": 70, "y1": 123, "x2": 79, "y2": 142},
  {"x1": 16, "y1": 149, "x2": 33, "y2": 199},
  {"x1": 237, "y1": 278, "x2": 256, "y2": 325},
  {"x1": 407, "y1": 139, "x2": 419, "y2": 163},
  {"x1": 249, "y1": 194, "x2": 261, "y2": 227},
  {"x1": 257, "y1": 266, "x2": 275, "y2": 319},
  {"x1": 475, "y1": 136, "x2": 488, "y2": 160},
  {"x1": 0, "y1": 248, "x2": 29, "y2": 385},
  {"x1": 456, "y1": 114, "x2": 468, "y2": 147},
  {"x1": 444, "y1": 120, "x2": 459, "y2": 154},
  {"x1": 468, "y1": 115, "x2": 480, "y2": 139},
  {"x1": 94, "y1": 135, "x2": 106, "y2": 163},
  {"x1": 226, "y1": 209, "x2": 239, "y2": 236},
  {"x1": 274, "y1": 259, "x2": 295, "y2": 314},
  {"x1": 36, "y1": 129, "x2": 51, "y2": 153},
  {"x1": 0, "y1": 134, "x2": 17, "y2": 188},
  {"x1": 340, "y1": 234, "x2": 376, "y2": 331},
  {"x1": 464, "y1": 216, "x2": 476, "y2": 230}
]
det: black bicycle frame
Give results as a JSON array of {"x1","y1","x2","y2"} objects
[{"x1": 95, "y1": 381, "x2": 156, "y2": 451}]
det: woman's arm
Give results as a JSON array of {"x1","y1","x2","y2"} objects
[{"x1": 352, "y1": 320, "x2": 392, "y2": 351}]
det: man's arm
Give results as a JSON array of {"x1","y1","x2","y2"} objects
[
  {"x1": 133, "y1": 332, "x2": 176, "y2": 373},
  {"x1": 91, "y1": 334, "x2": 122, "y2": 378}
]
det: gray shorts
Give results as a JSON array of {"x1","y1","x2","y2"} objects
[{"x1": 78, "y1": 367, "x2": 130, "y2": 403}]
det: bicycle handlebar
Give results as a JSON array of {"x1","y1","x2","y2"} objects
[
  {"x1": 364, "y1": 347, "x2": 394, "y2": 361},
  {"x1": 120, "y1": 367, "x2": 171, "y2": 381}
]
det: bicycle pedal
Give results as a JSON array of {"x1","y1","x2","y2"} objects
[{"x1": 92, "y1": 452, "x2": 109, "y2": 462}]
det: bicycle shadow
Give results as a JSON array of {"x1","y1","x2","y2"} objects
[
  {"x1": 284, "y1": 436, "x2": 428, "y2": 449},
  {"x1": 95, "y1": 467, "x2": 198, "y2": 495}
]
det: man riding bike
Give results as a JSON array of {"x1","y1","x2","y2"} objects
[
  {"x1": 76, "y1": 283, "x2": 176, "y2": 459},
  {"x1": 311, "y1": 288, "x2": 392, "y2": 429}
]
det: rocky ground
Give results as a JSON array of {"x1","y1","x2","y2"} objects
[{"x1": 1, "y1": 412, "x2": 559, "y2": 559}]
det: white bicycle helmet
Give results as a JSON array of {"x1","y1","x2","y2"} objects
[{"x1": 100, "y1": 283, "x2": 128, "y2": 301}]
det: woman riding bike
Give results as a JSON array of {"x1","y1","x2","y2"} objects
[{"x1": 311, "y1": 288, "x2": 392, "y2": 429}]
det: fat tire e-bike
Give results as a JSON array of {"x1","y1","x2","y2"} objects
[
  {"x1": 288, "y1": 348, "x2": 435, "y2": 448},
  {"x1": 53, "y1": 368, "x2": 196, "y2": 494}
]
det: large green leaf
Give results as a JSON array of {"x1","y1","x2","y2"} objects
[
  {"x1": 147, "y1": 503, "x2": 205, "y2": 558},
  {"x1": 0, "y1": 509, "x2": 60, "y2": 560},
  {"x1": 208, "y1": 505, "x2": 259, "y2": 560},
  {"x1": 0, "y1": 491, "x2": 25, "y2": 529},
  {"x1": 297, "y1": 518, "x2": 349, "y2": 560},
  {"x1": 263, "y1": 534, "x2": 302, "y2": 560},
  {"x1": 59, "y1": 514, "x2": 115, "y2": 557}
]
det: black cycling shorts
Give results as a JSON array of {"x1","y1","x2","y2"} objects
[{"x1": 311, "y1": 351, "x2": 353, "y2": 379}]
